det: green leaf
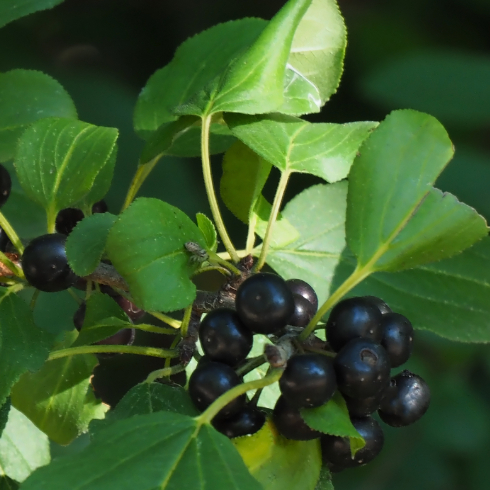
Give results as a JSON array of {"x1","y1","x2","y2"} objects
[
  {"x1": 66, "y1": 212, "x2": 117, "y2": 276},
  {"x1": 263, "y1": 182, "x2": 348, "y2": 305},
  {"x1": 0, "y1": 399, "x2": 10, "y2": 439},
  {"x1": 346, "y1": 109, "x2": 488, "y2": 272},
  {"x1": 196, "y1": 213, "x2": 218, "y2": 253},
  {"x1": 14, "y1": 117, "x2": 118, "y2": 227},
  {"x1": 133, "y1": 19, "x2": 267, "y2": 136},
  {"x1": 0, "y1": 292, "x2": 52, "y2": 407},
  {"x1": 277, "y1": 0, "x2": 347, "y2": 115},
  {"x1": 359, "y1": 50, "x2": 490, "y2": 128},
  {"x1": 0, "y1": 70, "x2": 77, "y2": 162},
  {"x1": 0, "y1": 476, "x2": 19, "y2": 490},
  {"x1": 177, "y1": 0, "x2": 312, "y2": 116},
  {"x1": 11, "y1": 353, "x2": 107, "y2": 445},
  {"x1": 0, "y1": 0, "x2": 65, "y2": 29},
  {"x1": 226, "y1": 113, "x2": 377, "y2": 182},
  {"x1": 301, "y1": 392, "x2": 365, "y2": 455},
  {"x1": 314, "y1": 466, "x2": 334, "y2": 490},
  {"x1": 0, "y1": 407, "x2": 50, "y2": 483},
  {"x1": 233, "y1": 419, "x2": 322, "y2": 490},
  {"x1": 106, "y1": 198, "x2": 206, "y2": 312},
  {"x1": 22, "y1": 412, "x2": 262, "y2": 490}
]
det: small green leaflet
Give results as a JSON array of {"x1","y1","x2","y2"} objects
[
  {"x1": 106, "y1": 198, "x2": 206, "y2": 312},
  {"x1": 21, "y1": 412, "x2": 262, "y2": 490},
  {"x1": 226, "y1": 113, "x2": 377, "y2": 182},
  {"x1": 0, "y1": 0, "x2": 65, "y2": 29},
  {"x1": 133, "y1": 19, "x2": 267, "y2": 136},
  {"x1": 66, "y1": 212, "x2": 117, "y2": 276},
  {"x1": 0, "y1": 407, "x2": 50, "y2": 483},
  {"x1": 233, "y1": 419, "x2": 322, "y2": 490},
  {"x1": 14, "y1": 117, "x2": 118, "y2": 227},
  {"x1": 301, "y1": 392, "x2": 365, "y2": 455},
  {"x1": 0, "y1": 70, "x2": 77, "y2": 162},
  {"x1": 196, "y1": 213, "x2": 218, "y2": 253},
  {"x1": 0, "y1": 292, "x2": 52, "y2": 407},
  {"x1": 346, "y1": 109, "x2": 488, "y2": 273}
]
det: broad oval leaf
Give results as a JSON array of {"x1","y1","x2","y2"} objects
[
  {"x1": 0, "y1": 70, "x2": 76, "y2": 162},
  {"x1": 0, "y1": 292, "x2": 52, "y2": 407},
  {"x1": 0, "y1": 0, "x2": 65, "y2": 29},
  {"x1": 226, "y1": 113, "x2": 377, "y2": 182},
  {"x1": 346, "y1": 109, "x2": 487, "y2": 273},
  {"x1": 0, "y1": 407, "x2": 49, "y2": 483},
  {"x1": 133, "y1": 19, "x2": 267, "y2": 136},
  {"x1": 21, "y1": 412, "x2": 262, "y2": 490},
  {"x1": 106, "y1": 198, "x2": 206, "y2": 312},
  {"x1": 14, "y1": 117, "x2": 118, "y2": 226},
  {"x1": 66, "y1": 212, "x2": 117, "y2": 276},
  {"x1": 233, "y1": 418, "x2": 322, "y2": 490}
]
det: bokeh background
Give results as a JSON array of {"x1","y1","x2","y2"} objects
[{"x1": 1, "y1": 1, "x2": 490, "y2": 489}]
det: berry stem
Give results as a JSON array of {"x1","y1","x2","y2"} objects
[
  {"x1": 201, "y1": 114, "x2": 239, "y2": 263},
  {"x1": 145, "y1": 363, "x2": 186, "y2": 383},
  {"x1": 235, "y1": 355, "x2": 267, "y2": 376},
  {"x1": 180, "y1": 304, "x2": 193, "y2": 337},
  {"x1": 197, "y1": 368, "x2": 283, "y2": 425},
  {"x1": 245, "y1": 213, "x2": 258, "y2": 255},
  {"x1": 206, "y1": 251, "x2": 241, "y2": 276},
  {"x1": 133, "y1": 323, "x2": 179, "y2": 335},
  {"x1": 29, "y1": 289, "x2": 40, "y2": 310},
  {"x1": 146, "y1": 310, "x2": 182, "y2": 330},
  {"x1": 0, "y1": 211, "x2": 24, "y2": 254},
  {"x1": 255, "y1": 169, "x2": 291, "y2": 271},
  {"x1": 48, "y1": 345, "x2": 179, "y2": 361},
  {"x1": 121, "y1": 156, "x2": 161, "y2": 211},
  {"x1": 191, "y1": 265, "x2": 231, "y2": 278},
  {"x1": 67, "y1": 288, "x2": 83, "y2": 305}
]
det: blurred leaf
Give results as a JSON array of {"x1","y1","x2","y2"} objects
[
  {"x1": 278, "y1": 0, "x2": 347, "y2": 114},
  {"x1": 0, "y1": 407, "x2": 49, "y2": 482},
  {"x1": 11, "y1": 353, "x2": 107, "y2": 445},
  {"x1": 347, "y1": 109, "x2": 487, "y2": 273},
  {"x1": 14, "y1": 117, "x2": 118, "y2": 227},
  {"x1": 66, "y1": 213, "x2": 117, "y2": 276},
  {"x1": 0, "y1": 399, "x2": 10, "y2": 439},
  {"x1": 22, "y1": 412, "x2": 262, "y2": 490},
  {"x1": 0, "y1": 70, "x2": 76, "y2": 162},
  {"x1": 0, "y1": 0, "x2": 65, "y2": 29},
  {"x1": 233, "y1": 419, "x2": 322, "y2": 490},
  {"x1": 0, "y1": 292, "x2": 52, "y2": 407},
  {"x1": 0, "y1": 476, "x2": 19, "y2": 489},
  {"x1": 263, "y1": 182, "x2": 347, "y2": 305},
  {"x1": 106, "y1": 198, "x2": 206, "y2": 312},
  {"x1": 134, "y1": 19, "x2": 267, "y2": 136},
  {"x1": 226, "y1": 113, "x2": 377, "y2": 182},
  {"x1": 359, "y1": 50, "x2": 490, "y2": 128},
  {"x1": 301, "y1": 392, "x2": 365, "y2": 454},
  {"x1": 176, "y1": 0, "x2": 312, "y2": 116},
  {"x1": 196, "y1": 213, "x2": 217, "y2": 253},
  {"x1": 314, "y1": 467, "x2": 334, "y2": 490}
]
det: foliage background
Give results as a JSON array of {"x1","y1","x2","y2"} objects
[{"x1": 1, "y1": 1, "x2": 489, "y2": 488}]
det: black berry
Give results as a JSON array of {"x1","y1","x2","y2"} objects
[
  {"x1": 363, "y1": 296, "x2": 391, "y2": 315},
  {"x1": 236, "y1": 273, "x2": 294, "y2": 335},
  {"x1": 212, "y1": 406, "x2": 265, "y2": 438},
  {"x1": 272, "y1": 395, "x2": 321, "y2": 441},
  {"x1": 188, "y1": 361, "x2": 246, "y2": 418},
  {"x1": 92, "y1": 200, "x2": 108, "y2": 214},
  {"x1": 0, "y1": 165, "x2": 12, "y2": 208},
  {"x1": 285, "y1": 278, "x2": 318, "y2": 312},
  {"x1": 0, "y1": 227, "x2": 12, "y2": 253},
  {"x1": 378, "y1": 370, "x2": 430, "y2": 427},
  {"x1": 22, "y1": 233, "x2": 78, "y2": 292},
  {"x1": 279, "y1": 354, "x2": 336, "y2": 409},
  {"x1": 55, "y1": 208, "x2": 84, "y2": 235},
  {"x1": 326, "y1": 297, "x2": 383, "y2": 352},
  {"x1": 334, "y1": 338, "x2": 390, "y2": 399},
  {"x1": 199, "y1": 308, "x2": 253, "y2": 366},
  {"x1": 321, "y1": 416, "x2": 384, "y2": 471},
  {"x1": 289, "y1": 294, "x2": 316, "y2": 328},
  {"x1": 343, "y1": 392, "x2": 383, "y2": 418},
  {"x1": 380, "y1": 313, "x2": 413, "y2": 367}
]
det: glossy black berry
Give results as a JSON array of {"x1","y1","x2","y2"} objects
[
  {"x1": 236, "y1": 273, "x2": 295, "y2": 335},
  {"x1": 114, "y1": 295, "x2": 145, "y2": 322},
  {"x1": 334, "y1": 338, "x2": 391, "y2": 399},
  {"x1": 326, "y1": 297, "x2": 383, "y2": 352},
  {"x1": 285, "y1": 278, "x2": 318, "y2": 312},
  {"x1": 199, "y1": 308, "x2": 253, "y2": 366},
  {"x1": 212, "y1": 406, "x2": 265, "y2": 438},
  {"x1": 380, "y1": 313, "x2": 413, "y2": 367},
  {"x1": 22, "y1": 233, "x2": 78, "y2": 292},
  {"x1": 188, "y1": 361, "x2": 246, "y2": 418},
  {"x1": 279, "y1": 354, "x2": 336, "y2": 409},
  {"x1": 378, "y1": 370, "x2": 430, "y2": 427},
  {"x1": 55, "y1": 208, "x2": 84, "y2": 235},
  {"x1": 92, "y1": 200, "x2": 108, "y2": 214},
  {"x1": 363, "y1": 296, "x2": 391, "y2": 315},
  {"x1": 272, "y1": 395, "x2": 322, "y2": 441},
  {"x1": 321, "y1": 416, "x2": 384, "y2": 471},
  {"x1": 0, "y1": 165, "x2": 12, "y2": 208},
  {"x1": 289, "y1": 294, "x2": 316, "y2": 328},
  {"x1": 343, "y1": 392, "x2": 383, "y2": 418},
  {"x1": 0, "y1": 227, "x2": 12, "y2": 253}
]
